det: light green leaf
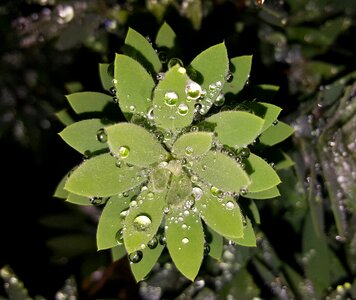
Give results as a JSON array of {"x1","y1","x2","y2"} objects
[
  {"x1": 123, "y1": 27, "x2": 161, "y2": 74},
  {"x1": 64, "y1": 153, "x2": 145, "y2": 197},
  {"x1": 191, "y1": 151, "x2": 250, "y2": 194},
  {"x1": 55, "y1": 109, "x2": 75, "y2": 126},
  {"x1": 166, "y1": 209, "x2": 204, "y2": 281},
  {"x1": 123, "y1": 189, "x2": 166, "y2": 253},
  {"x1": 223, "y1": 56, "x2": 252, "y2": 95},
  {"x1": 228, "y1": 217, "x2": 256, "y2": 247},
  {"x1": 130, "y1": 241, "x2": 164, "y2": 281},
  {"x1": 202, "y1": 111, "x2": 264, "y2": 148},
  {"x1": 59, "y1": 119, "x2": 110, "y2": 155},
  {"x1": 53, "y1": 173, "x2": 70, "y2": 199},
  {"x1": 242, "y1": 102, "x2": 282, "y2": 132},
  {"x1": 155, "y1": 22, "x2": 176, "y2": 51},
  {"x1": 66, "y1": 193, "x2": 91, "y2": 206},
  {"x1": 111, "y1": 244, "x2": 127, "y2": 262},
  {"x1": 172, "y1": 132, "x2": 213, "y2": 158},
  {"x1": 244, "y1": 153, "x2": 281, "y2": 193},
  {"x1": 244, "y1": 186, "x2": 280, "y2": 200},
  {"x1": 99, "y1": 63, "x2": 113, "y2": 91},
  {"x1": 65, "y1": 92, "x2": 113, "y2": 114},
  {"x1": 153, "y1": 65, "x2": 194, "y2": 130},
  {"x1": 114, "y1": 54, "x2": 155, "y2": 119},
  {"x1": 196, "y1": 187, "x2": 244, "y2": 238},
  {"x1": 106, "y1": 123, "x2": 168, "y2": 167},
  {"x1": 97, "y1": 194, "x2": 130, "y2": 250},
  {"x1": 166, "y1": 172, "x2": 192, "y2": 208},
  {"x1": 206, "y1": 227, "x2": 223, "y2": 261},
  {"x1": 189, "y1": 43, "x2": 229, "y2": 110},
  {"x1": 259, "y1": 121, "x2": 294, "y2": 146}
]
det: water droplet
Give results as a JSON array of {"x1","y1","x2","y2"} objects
[
  {"x1": 113, "y1": 96, "x2": 118, "y2": 103},
  {"x1": 118, "y1": 146, "x2": 130, "y2": 158},
  {"x1": 191, "y1": 126, "x2": 199, "y2": 132},
  {"x1": 112, "y1": 78, "x2": 118, "y2": 85},
  {"x1": 185, "y1": 198, "x2": 195, "y2": 209},
  {"x1": 115, "y1": 159, "x2": 122, "y2": 168},
  {"x1": 211, "y1": 186, "x2": 223, "y2": 198},
  {"x1": 156, "y1": 72, "x2": 165, "y2": 81},
  {"x1": 163, "y1": 206, "x2": 170, "y2": 214},
  {"x1": 159, "y1": 235, "x2": 167, "y2": 245},
  {"x1": 185, "y1": 146, "x2": 193, "y2": 156},
  {"x1": 182, "y1": 237, "x2": 189, "y2": 244},
  {"x1": 226, "y1": 72, "x2": 234, "y2": 82},
  {"x1": 272, "y1": 120, "x2": 279, "y2": 126},
  {"x1": 185, "y1": 81, "x2": 202, "y2": 100},
  {"x1": 177, "y1": 103, "x2": 189, "y2": 116},
  {"x1": 191, "y1": 175, "x2": 199, "y2": 183},
  {"x1": 109, "y1": 87, "x2": 116, "y2": 95},
  {"x1": 214, "y1": 93, "x2": 225, "y2": 106},
  {"x1": 204, "y1": 244, "x2": 210, "y2": 255},
  {"x1": 225, "y1": 201, "x2": 234, "y2": 210},
  {"x1": 147, "y1": 191, "x2": 154, "y2": 200},
  {"x1": 129, "y1": 105, "x2": 136, "y2": 112},
  {"x1": 240, "y1": 187, "x2": 248, "y2": 195},
  {"x1": 178, "y1": 67, "x2": 186, "y2": 74},
  {"x1": 158, "y1": 51, "x2": 168, "y2": 63},
  {"x1": 147, "y1": 237, "x2": 158, "y2": 249},
  {"x1": 96, "y1": 128, "x2": 107, "y2": 143},
  {"x1": 192, "y1": 187, "x2": 203, "y2": 201},
  {"x1": 90, "y1": 197, "x2": 102, "y2": 205},
  {"x1": 168, "y1": 58, "x2": 183, "y2": 69},
  {"x1": 209, "y1": 83, "x2": 217, "y2": 91},
  {"x1": 238, "y1": 147, "x2": 250, "y2": 159},
  {"x1": 147, "y1": 107, "x2": 154, "y2": 120},
  {"x1": 119, "y1": 209, "x2": 128, "y2": 220},
  {"x1": 115, "y1": 228, "x2": 124, "y2": 245},
  {"x1": 129, "y1": 250, "x2": 143, "y2": 263},
  {"x1": 164, "y1": 91, "x2": 179, "y2": 106},
  {"x1": 133, "y1": 215, "x2": 152, "y2": 231}
]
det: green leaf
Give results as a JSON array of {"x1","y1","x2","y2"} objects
[
  {"x1": 223, "y1": 56, "x2": 252, "y2": 95},
  {"x1": 263, "y1": 149, "x2": 294, "y2": 170},
  {"x1": 123, "y1": 188, "x2": 166, "y2": 253},
  {"x1": 97, "y1": 194, "x2": 130, "y2": 250},
  {"x1": 172, "y1": 132, "x2": 213, "y2": 158},
  {"x1": 166, "y1": 209, "x2": 204, "y2": 281},
  {"x1": 64, "y1": 153, "x2": 145, "y2": 197},
  {"x1": 166, "y1": 172, "x2": 192, "y2": 208},
  {"x1": 130, "y1": 241, "x2": 164, "y2": 281},
  {"x1": 201, "y1": 111, "x2": 264, "y2": 148},
  {"x1": 59, "y1": 119, "x2": 110, "y2": 155},
  {"x1": 206, "y1": 227, "x2": 223, "y2": 261},
  {"x1": 55, "y1": 109, "x2": 75, "y2": 126},
  {"x1": 228, "y1": 217, "x2": 256, "y2": 247},
  {"x1": 242, "y1": 102, "x2": 282, "y2": 132},
  {"x1": 244, "y1": 153, "x2": 281, "y2": 193},
  {"x1": 123, "y1": 27, "x2": 161, "y2": 74},
  {"x1": 99, "y1": 63, "x2": 113, "y2": 91},
  {"x1": 191, "y1": 151, "x2": 250, "y2": 194},
  {"x1": 66, "y1": 193, "x2": 91, "y2": 205},
  {"x1": 65, "y1": 92, "x2": 113, "y2": 114},
  {"x1": 155, "y1": 22, "x2": 176, "y2": 51},
  {"x1": 259, "y1": 121, "x2": 294, "y2": 146},
  {"x1": 53, "y1": 173, "x2": 70, "y2": 199},
  {"x1": 111, "y1": 244, "x2": 127, "y2": 262},
  {"x1": 196, "y1": 186, "x2": 244, "y2": 238},
  {"x1": 244, "y1": 186, "x2": 280, "y2": 200},
  {"x1": 153, "y1": 65, "x2": 194, "y2": 130},
  {"x1": 114, "y1": 54, "x2": 155, "y2": 119},
  {"x1": 106, "y1": 123, "x2": 168, "y2": 167},
  {"x1": 189, "y1": 43, "x2": 229, "y2": 110}
]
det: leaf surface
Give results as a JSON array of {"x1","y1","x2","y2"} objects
[
  {"x1": 206, "y1": 227, "x2": 223, "y2": 261},
  {"x1": 227, "y1": 217, "x2": 256, "y2": 247},
  {"x1": 172, "y1": 132, "x2": 212, "y2": 158},
  {"x1": 244, "y1": 186, "x2": 280, "y2": 200},
  {"x1": 99, "y1": 63, "x2": 113, "y2": 91},
  {"x1": 223, "y1": 55, "x2": 252, "y2": 95},
  {"x1": 259, "y1": 121, "x2": 294, "y2": 146},
  {"x1": 66, "y1": 92, "x2": 113, "y2": 114}
]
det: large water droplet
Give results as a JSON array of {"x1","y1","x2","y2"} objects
[
  {"x1": 96, "y1": 128, "x2": 107, "y2": 143},
  {"x1": 129, "y1": 250, "x2": 143, "y2": 263},
  {"x1": 185, "y1": 81, "x2": 202, "y2": 100},
  {"x1": 182, "y1": 237, "x2": 190, "y2": 244},
  {"x1": 164, "y1": 91, "x2": 179, "y2": 106},
  {"x1": 147, "y1": 237, "x2": 158, "y2": 249},
  {"x1": 118, "y1": 146, "x2": 130, "y2": 158},
  {"x1": 225, "y1": 201, "x2": 234, "y2": 210},
  {"x1": 115, "y1": 228, "x2": 124, "y2": 245},
  {"x1": 133, "y1": 215, "x2": 152, "y2": 231},
  {"x1": 214, "y1": 94, "x2": 225, "y2": 107},
  {"x1": 192, "y1": 187, "x2": 203, "y2": 201},
  {"x1": 177, "y1": 103, "x2": 189, "y2": 116}
]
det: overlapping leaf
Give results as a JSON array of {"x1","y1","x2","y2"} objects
[
  {"x1": 223, "y1": 55, "x2": 252, "y2": 95},
  {"x1": 65, "y1": 92, "x2": 113, "y2": 114},
  {"x1": 259, "y1": 121, "x2": 294, "y2": 146}
]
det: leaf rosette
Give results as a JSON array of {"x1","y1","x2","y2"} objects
[{"x1": 54, "y1": 23, "x2": 293, "y2": 281}]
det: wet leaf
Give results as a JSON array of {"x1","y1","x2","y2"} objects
[
  {"x1": 166, "y1": 172, "x2": 192, "y2": 207},
  {"x1": 114, "y1": 54, "x2": 155, "y2": 118},
  {"x1": 99, "y1": 63, "x2": 113, "y2": 91},
  {"x1": 64, "y1": 153, "x2": 145, "y2": 197},
  {"x1": 172, "y1": 132, "x2": 213, "y2": 158},
  {"x1": 111, "y1": 244, "x2": 127, "y2": 262},
  {"x1": 150, "y1": 168, "x2": 171, "y2": 192},
  {"x1": 196, "y1": 187, "x2": 244, "y2": 238},
  {"x1": 153, "y1": 65, "x2": 194, "y2": 130},
  {"x1": 66, "y1": 193, "x2": 91, "y2": 206},
  {"x1": 206, "y1": 227, "x2": 223, "y2": 261},
  {"x1": 59, "y1": 119, "x2": 110, "y2": 155},
  {"x1": 123, "y1": 27, "x2": 161, "y2": 74},
  {"x1": 223, "y1": 55, "x2": 252, "y2": 95},
  {"x1": 202, "y1": 111, "x2": 264, "y2": 148},
  {"x1": 123, "y1": 189, "x2": 166, "y2": 253},
  {"x1": 244, "y1": 186, "x2": 280, "y2": 200},
  {"x1": 65, "y1": 92, "x2": 113, "y2": 114},
  {"x1": 228, "y1": 217, "x2": 256, "y2": 247},
  {"x1": 97, "y1": 194, "x2": 130, "y2": 250},
  {"x1": 259, "y1": 121, "x2": 294, "y2": 146},
  {"x1": 166, "y1": 209, "x2": 204, "y2": 281},
  {"x1": 245, "y1": 153, "x2": 281, "y2": 193},
  {"x1": 191, "y1": 151, "x2": 250, "y2": 193},
  {"x1": 106, "y1": 123, "x2": 168, "y2": 167}
]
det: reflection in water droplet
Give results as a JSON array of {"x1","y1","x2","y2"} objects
[
  {"x1": 177, "y1": 103, "x2": 189, "y2": 116},
  {"x1": 185, "y1": 81, "x2": 202, "y2": 100},
  {"x1": 168, "y1": 58, "x2": 183, "y2": 69},
  {"x1": 109, "y1": 87, "x2": 116, "y2": 95},
  {"x1": 119, "y1": 146, "x2": 130, "y2": 158},
  {"x1": 225, "y1": 201, "x2": 234, "y2": 210},
  {"x1": 226, "y1": 72, "x2": 234, "y2": 82},
  {"x1": 164, "y1": 91, "x2": 179, "y2": 106},
  {"x1": 156, "y1": 72, "x2": 165, "y2": 81},
  {"x1": 185, "y1": 146, "x2": 193, "y2": 156},
  {"x1": 147, "y1": 237, "x2": 158, "y2": 249},
  {"x1": 272, "y1": 120, "x2": 279, "y2": 126},
  {"x1": 133, "y1": 215, "x2": 152, "y2": 231},
  {"x1": 129, "y1": 250, "x2": 143, "y2": 263},
  {"x1": 214, "y1": 93, "x2": 225, "y2": 107},
  {"x1": 211, "y1": 186, "x2": 223, "y2": 198},
  {"x1": 192, "y1": 187, "x2": 203, "y2": 201},
  {"x1": 115, "y1": 228, "x2": 124, "y2": 245},
  {"x1": 240, "y1": 187, "x2": 248, "y2": 195},
  {"x1": 119, "y1": 209, "x2": 128, "y2": 220},
  {"x1": 96, "y1": 128, "x2": 107, "y2": 143},
  {"x1": 182, "y1": 237, "x2": 189, "y2": 244},
  {"x1": 238, "y1": 147, "x2": 250, "y2": 159}
]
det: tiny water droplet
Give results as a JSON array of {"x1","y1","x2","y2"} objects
[
  {"x1": 211, "y1": 186, "x2": 223, "y2": 198},
  {"x1": 178, "y1": 67, "x2": 186, "y2": 74},
  {"x1": 129, "y1": 105, "x2": 136, "y2": 112},
  {"x1": 214, "y1": 93, "x2": 225, "y2": 106},
  {"x1": 191, "y1": 126, "x2": 199, "y2": 132},
  {"x1": 90, "y1": 197, "x2": 102, "y2": 205},
  {"x1": 182, "y1": 237, "x2": 189, "y2": 244},
  {"x1": 159, "y1": 235, "x2": 167, "y2": 245},
  {"x1": 168, "y1": 58, "x2": 183, "y2": 69},
  {"x1": 272, "y1": 119, "x2": 279, "y2": 126},
  {"x1": 191, "y1": 175, "x2": 199, "y2": 183},
  {"x1": 120, "y1": 209, "x2": 129, "y2": 220},
  {"x1": 158, "y1": 51, "x2": 168, "y2": 63},
  {"x1": 109, "y1": 86, "x2": 116, "y2": 95},
  {"x1": 177, "y1": 103, "x2": 189, "y2": 116},
  {"x1": 147, "y1": 237, "x2": 158, "y2": 249},
  {"x1": 118, "y1": 146, "x2": 130, "y2": 158},
  {"x1": 185, "y1": 81, "x2": 202, "y2": 100},
  {"x1": 225, "y1": 201, "x2": 234, "y2": 210},
  {"x1": 115, "y1": 228, "x2": 124, "y2": 245},
  {"x1": 192, "y1": 187, "x2": 203, "y2": 201},
  {"x1": 147, "y1": 191, "x2": 154, "y2": 200},
  {"x1": 129, "y1": 250, "x2": 143, "y2": 263},
  {"x1": 226, "y1": 72, "x2": 234, "y2": 82},
  {"x1": 238, "y1": 147, "x2": 250, "y2": 159},
  {"x1": 133, "y1": 215, "x2": 152, "y2": 231},
  {"x1": 240, "y1": 187, "x2": 248, "y2": 195},
  {"x1": 163, "y1": 206, "x2": 170, "y2": 214},
  {"x1": 204, "y1": 244, "x2": 210, "y2": 255},
  {"x1": 147, "y1": 107, "x2": 154, "y2": 120},
  {"x1": 96, "y1": 128, "x2": 107, "y2": 143},
  {"x1": 185, "y1": 198, "x2": 195, "y2": 209},
  {"x1": 156, "y1": 72, "x2": 165, "y2": 81},
  {"x1": 164, "y1": 91, "x2": 179, "y2": 106},
  {"x1": 113, "y1": 96, "x2": 118, "y2": 103},
  {"x1": 185, "y1": 146, "x2": 193, "y2": 156}
]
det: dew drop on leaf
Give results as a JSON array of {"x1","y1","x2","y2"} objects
[
  {"x1": 272, "y1": 119, "x2": 279, "y2": 126},
  {"x1": 185, "y1": 198, "x2": 195, "y2": 209},
  {"x1": 147, "y1": 237, "x2": 158, "y2": 249},
  {"x1": 182, "y1": 237, "x2": 190, "y2": 244},
  {"x1": 163, "y1": 206, "x2": 170, "y2": 214},
  {"x1": 147, "y1": 191, "x2": 154, "y2": 200},
  {"x1": 96, "y1": 128, "x2": 107, "y2": 143},
  {"x1": 159, "y1": 235, "x2": 167, "y2": 245},
  {"x1": 238, "y1": 147, "x2": 250, "y2": 159},
  {"x1": 133, "y1": 215, "x2": 152, "y2": 231},
  {"x1": 129, "y1": 250, "x2": 143, "y2": 263},
  {"x1": 118, "y1": 146, "x2": 130, "y2": 158},
  {"x1": 192, "y1": 187, "x2": 203, "y2": 201},
  {"x1": 164, "y1": 91, "x2": 179, "y2": 106},
  {"x1": 185, "y1": 146, "x2": 194, "y2": 156},
  {"x1": 225, "y1": 201, "x2": 234, "y2": 210},
  {"x1": 240, "y1": 187, "x2": 248, "y2": 195},
  {"x1": 113, "y1": 96, "x2": 118, "y2": 103},
  {"x1": 185, "y1": 81, "x2": 202, "y2": 100},
  {"x1": 120, "y1": 209, "x2": 129, "y2": 220},
  {"x1": 90, "y1": 197, "x2": 102, "y2": 205},
  {"x1": 147, "y1": 108, "x2": 154, "y2": 120},
  {"x1": 191, "y1": 175, "x2": 199, "y2": 183},
  {"x1": 190, "y1": 126, "x2": 199, "y2": 132},
  {"x1": 168, "y1": 58, "x2": 183, "y2": 69},
  {"x1": 115, "y1": 228, "x2": 124, "y2": 245},
  {"x1": 156, "y1": 72, "x2": 165, "y2": 81},
  {"x1": 226, "y1": 72, "x2": 234, "y2": 83},
  {"x1": 204, "y1": 244, "x2": 211, "y2": 255},
  {"x1": 177, "y1": 103, "x2": 189, "y2": 116},
  {"x1": 109, "y1": 87, "x2": 116, "y2": 95},
  {"x1": 211, "y1": 186, "x2": 223, "y2": 198},
  {"x1": 158, "y1": 51, "x2": 168, "y2": 63},
  {"x1": 214, "y1": 94, "x2": 225, "y2": 107}
]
